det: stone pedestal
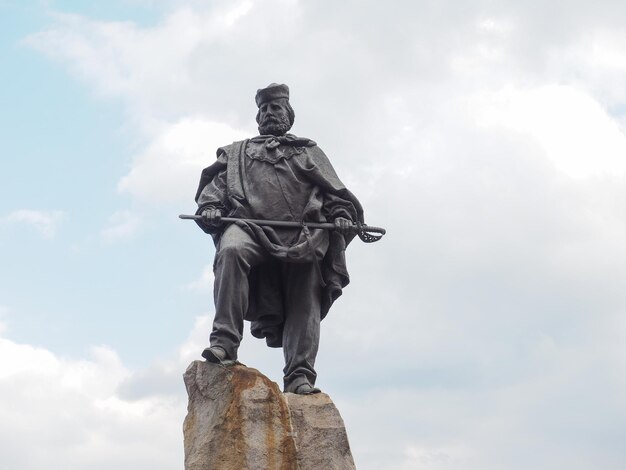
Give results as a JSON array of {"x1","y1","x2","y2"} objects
[
  {"x1": 183, "y1": 360, "x2": 355, "y2": 470},
  {"x1": 285, "y1": 392, "x2": 357, "y2": 470}
]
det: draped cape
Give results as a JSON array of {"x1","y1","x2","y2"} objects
[{"x1": 194, "y1": 136, "x2": 363, "y2": 347}]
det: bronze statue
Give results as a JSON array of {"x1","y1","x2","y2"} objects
[{"x1": 183, "y1": 84, "x2": 383, "y2": 395}]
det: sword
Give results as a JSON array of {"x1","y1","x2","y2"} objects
[{"x1": 178, "y1": 214, "x2": 386, "y2": 243}]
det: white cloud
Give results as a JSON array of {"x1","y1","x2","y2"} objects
[
  {"x1": 472, "y1": 84, "x2": 626, "y2": 178},
  {"x1": 182, "y1": 263, "x2": 214, "y2": 292},
  {"x1": 399, "y1": 444, "x2": 472, "y2": 470},
  {"x1": 100, "y1": 210, "x2": 142, "y2": 242},
  {"x1": 3, "y1": 210, "x2": 66, "y2": 239},
  {"x1": 23, "y1": 1, "x2": 272, "y2": 119},
  {"x1": 0, "y1": 314, "x2": 286, "y2": 469},
  {"x1": 20, "y1": 1, "x2": 626, "y2": 468},
  {"x1": 0, "y1": 306, "x2": 7, "y2": 335},
  {"x1": 0, "y1": 333, "x2": 183, "y2": 469},
  {"x1": 332, "y1": 324, "x2": 626, "y2": 469},
  {"x1": 1, "y1": 302, "x2": 626, "y2": 470},
  {"x1": 117, "y1": 118, "x2": 248, "y2": 204}
]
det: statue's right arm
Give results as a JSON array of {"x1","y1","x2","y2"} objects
[{"x1": 195, "y1": 152, "x2": 229, "y2": 234}]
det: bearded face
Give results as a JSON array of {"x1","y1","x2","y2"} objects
[{"x1": 257, "y1": 99, "x2": 294, "y2": 136}]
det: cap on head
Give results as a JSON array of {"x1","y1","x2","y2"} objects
[{"x1": 255, "y1": 83, "x2": 290, "y2": 107}]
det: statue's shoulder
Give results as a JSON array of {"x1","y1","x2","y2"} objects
[
  {"x1": 305, "y1": 141, "x2": 322, "y2": 153},
  {"x1": 217, "y1": 139, "x2": 249, "y2": 160},
  {"x1": 302, "y1": 141, "x2": 331, "y2": 162},
  {"x1": 199, "y1": 140, "x2": 246, "y2": 176}
]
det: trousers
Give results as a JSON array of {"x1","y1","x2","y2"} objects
[{"x1": 210, "y1": 224, "x2": 322, "y2": 392}]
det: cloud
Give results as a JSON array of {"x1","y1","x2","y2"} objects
[
  {"x1": 0, "y1": 306, "x2": 7, "y2": 334},
  {"x1": 332, "y1": 321, "x2": 626, "y2": 469},
  {"x1": 117, "y1": 315, "x2": 288, "y2": 401},
  {"x1": 22, "y1": 2, "x2": 271, "y2": 123},
  {"x1": 2, "y1": 209, "x2": 66, "y2": 239},
  {"x1": 2, "y1": 308, "x2": 626, "y2": 470},
  {"x1": 24, "y1": 0, "x2": 626, "y2": 201},
  {"x1": 472, "y1": 84, "x2": 626, "y2": 178},
  {"x1": 100, "y1": 210, "x2": 142, "y2": 242},
  {"x1": 0, "y1": 333, "x2": 184, "y2": 470},
  {"x1": 20, "y1": 1, "x2": 626, "y2": 468},
  {"x1": 399, "y1": 444, "x2": 471, "y2": 470},
  {"x1": 181, "y1": 263, "x2": 214, "y2": 293},
  {"x1": 117, "y1": 118, "x2": 248, "y2": 204}
]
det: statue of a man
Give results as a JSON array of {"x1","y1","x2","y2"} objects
[{"x1": 194, "y1": 84, "x2": 363, "y2": 394}]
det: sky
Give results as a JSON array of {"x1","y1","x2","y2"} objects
[{"x1": 1, "y1": 0, "x2": 626, "y2": 468}]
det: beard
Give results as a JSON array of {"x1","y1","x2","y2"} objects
[{"x1": 258, "y1": 115, "x2": 292, "y2": 136}]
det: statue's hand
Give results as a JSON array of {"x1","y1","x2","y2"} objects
[
  {"x1": 334, "y1": 217, "x2": 356, "y2": 236},
  {"x1": 201, "y1": 208, "x2": 223, "y2": 227}
]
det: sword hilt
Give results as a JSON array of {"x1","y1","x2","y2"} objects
[{"x1": 356, "y1": 223, "x2": 386, "y2": 243}]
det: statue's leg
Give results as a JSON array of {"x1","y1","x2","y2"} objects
[
  {"x1": 281, "y1": 262, "x2": 322, "y2": 393},
  {"x1": 210, "y1": 224, "x2": 267, "y2": 360}
]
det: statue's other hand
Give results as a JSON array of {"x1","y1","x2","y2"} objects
[
  {"x1": 202, "y1": 208, "x2": 223, "y2": 227},
  {"x1": 334, "y1": 217, "x2": 356, "y2": 236}
]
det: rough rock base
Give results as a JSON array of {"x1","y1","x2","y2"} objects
[{"x1": 183, "y1": 360, "x2": 355, "y2": 470}]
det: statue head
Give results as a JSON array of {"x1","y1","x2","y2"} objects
[{"x1": 255, "y1": 83, "x2": 295, "y2": 136}]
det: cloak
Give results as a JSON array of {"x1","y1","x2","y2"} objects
[{"x1": 194, "y1": 135, "x2": 364, "y2": 347}]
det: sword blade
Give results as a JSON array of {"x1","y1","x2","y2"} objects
[
  {"x1": 178, "y1": 214, "x2": 386, "y2": 241},
  {"x1": 178, "y1": 214, "x2": 335, "y2": 230}
]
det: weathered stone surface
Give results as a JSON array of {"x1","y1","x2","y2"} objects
[
  {"x1": 286, "y1": 393, "x2": 356, "y2": 470},
  {"x1": 183, "y1": 360, "x2": 356, "y2": 470},
  {"x1": 183, "y1": 360, "x2": 297, "y2": 470}
]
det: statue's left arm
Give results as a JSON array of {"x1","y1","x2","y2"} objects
[{"x1": 305, "y1": 146, "x2": 364, "y2": 226}]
